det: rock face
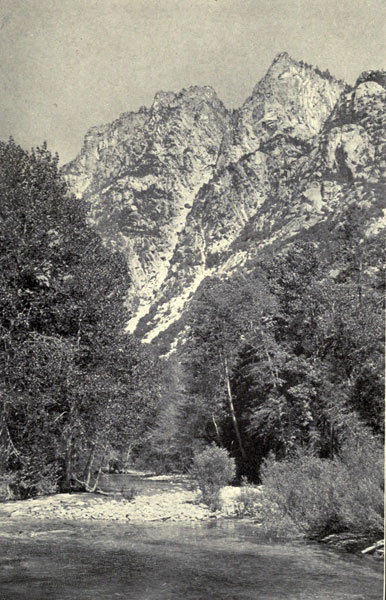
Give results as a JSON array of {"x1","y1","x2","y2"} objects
[
  {"x1": 64, "y1": 86, "x2": 231, "y2": 330},
  {"x1": 63, "y1": 55, "x2": 386, "y2": 350}
]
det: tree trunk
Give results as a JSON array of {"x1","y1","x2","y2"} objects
[
  {"x1": 123, "y1": 443, "x2": 134, "y2": 469},
  {"x1": 73, "y1": 444, "x2": 108, "y2": 494},
  {"x1": 212, "y1": 415, "x2": 222, "y2": 445},
  {"x1": 330, "y1": 421, "x2": 335, "y2": 459},
  {"x1": 62, "y1": 401, "x2": 77, "y2": 491},
  {"x1": 93, "y1": 452, "x2": 105, "y2": 489},
  {"x1": 89, "y1": 444, "x2": 108, "y2": 491},
  {"x1": 223, "y1": 356, "x2": 247, "y2": 461},
  {"x1": 84, "y1": 446, "x2": 96, "y2": 487},
  {"x1": 63, "y1": 435, "x2": 74, "y2": 491},
  {"x1": 357, "y1": 257, "x2": 363, "y2": 308}
]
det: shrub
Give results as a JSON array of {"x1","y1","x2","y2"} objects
[
  {"x1": 334, "y1": 438, "x2": 384, "y2": 535},
  {"x1": 256, "y1": 501, "x2": 301, "y2": 538},
  {"x1": 259, "y1": 452, "x2": 341, "y2": 538},
  {"x1": 11, "y1": 460, "x2": 60, "y2": 499},
  {"x1": 233, "y1": 479, "x2": 263, "y2": 517},
  {"x1": 189, "y1": 444, "x2": 236, "y2": 511},
  {"x1": 0, "y1": 474, "x2": 16, "y2": 501},
  {"x1": 120, "y1": 485, "x2": 138, "y2": 502},
  {"x1": 259, "y1": 438, "x2": 384, "y2": 539}
]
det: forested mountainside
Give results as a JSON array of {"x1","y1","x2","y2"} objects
[{"x1": 65, "y1": 52, "x2": 377, "y2": 346}]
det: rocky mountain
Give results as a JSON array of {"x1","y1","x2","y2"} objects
[
  {"x1": 63, "y1": 54, "x2": 386, "y2": 352},
  {"x1": 64, "y1": 85, "x2": 231, "y2": 333}
]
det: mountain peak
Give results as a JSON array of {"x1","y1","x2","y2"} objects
[
  {"x1": 152, "y1": 89, "x2": 177, "y2": 105},
  {"x1": 252, "y1": 53, "x2": 303, "y2": 92},
  {"x1": 235, "y1": 52, "x2": 346, "y2": 149},
  {"x1": 152, "y1": 85, "x2": 221, "y2": 110},
  {"x1": 265, "y1": 52, "x2": 345, "y2": 87},
  {"x1": 271, "y1": 51, "x2": 294, "y2": 65}
]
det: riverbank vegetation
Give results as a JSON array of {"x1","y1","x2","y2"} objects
[
  {"x1": 259, "y1": 438, "x2": 384, "y2": 540},
  {"x1": 144, "y1": 207, "x2": 384, "y2": 540},
  {"x1": 189, "y1": 444, "x2": 236, "y2": 510},
  {"x1": 0, "y1": 140, "x2": 161, "y2": 498}
]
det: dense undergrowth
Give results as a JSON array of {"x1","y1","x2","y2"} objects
[
  {"x1": 184, "y1": 436, "x2": 384, "y2": 543},
  {"x1": 257, "y1": 437, "x2": 384, "y2": 540}
]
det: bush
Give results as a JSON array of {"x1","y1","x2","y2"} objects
[
  {"x1": 259, "y1": 438, "x2": 384, "y2": 539},
  {"x1": 335, "y1": 439, "x2": 384, "y2": 534},
  {"x1": 233, "y1": 478, "x2": 263, "y2": 517},
  {"x1": 120, "y1": 485, "x2": 138, "y2": 502},
  {"x1": 0, "y1": 474, "x2": 16, "y2": 501},
  {"x1": 11, "y1": 459, "x2": 60, "y2": 499},
  {"x1": 189, "y1": 444, "x2": 236, "y2": 511}
]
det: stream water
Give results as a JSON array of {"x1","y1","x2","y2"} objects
[
  {"x1": 98, "y1": 472, "x2": 188, "y2": 496},
  {"x1": 0, "y1": 475, "x2": 383, "y2": 600}
]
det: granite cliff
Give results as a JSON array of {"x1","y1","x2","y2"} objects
[{"x1": 63, "y1": 54, "x2": 386, "y2": 351}]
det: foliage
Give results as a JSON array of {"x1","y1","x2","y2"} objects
[
  {"x1": 120, "y1": 485, "x2": 138, "y2": 502},
  {"x1": 171, "y1": 272, "x2": 276, "y2": 473},
  {"x1": 0, "y1": 473, "x2": 16, "y2": 500},
  {"x1": 233, "y1": 479, "x2": 262, "y2": 517},
  {"x1": 0, "y1": 139, "x2": 160, "y2": 496},
  {"x1": 134, "y1": 357, "x2": 203, "y2": 473},
  {"x1": 150, "y1": 213, "x2": 384, "y2": 489},
  {"x1": 190, "y1": 444, "x2": 235, "y2": 510},
  {"x1": 259, "y1": 437, "x2": 384, "y2": 539},
  {"x1": 235, "y1": 232, "x2": 384, "y2": 471}
]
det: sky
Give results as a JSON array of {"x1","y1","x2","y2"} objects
[{"x1": 0, "y1": 0, "x2": 385, "y2": 163}]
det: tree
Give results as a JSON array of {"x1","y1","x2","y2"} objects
[
  {"x1": 0, "y1": 140, "x2": 160, "y2": 495},
  {"x1": 170, "y1": 225, "x2": 383, "y2": 481},
  {"x1": 145, "y1": 356, "x2": 216, "y2": 472},
  {"x1": 183, "y1": 277, "x2": 248, "y2": 462},
  {"x1": 241, "y1": 234, "x2": 384, "y2": 466},
  {"x1": 179, "y1": 271, "x2": 279, "y2": 473}
]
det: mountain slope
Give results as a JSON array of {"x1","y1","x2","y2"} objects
[
  {"x1": 64, "y1": 86, "x2": 231, "y2": 330},
  {"x1": 63, "y1": 56, "x2": 385, "y2": 351}
]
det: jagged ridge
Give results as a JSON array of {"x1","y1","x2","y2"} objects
[{"x1": 63, "y1": 54, "x2": 386, "y2": 351}]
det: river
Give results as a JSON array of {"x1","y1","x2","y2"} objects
[{"x1": 0, "y1": 475, "x2": 383, "y2": 599}]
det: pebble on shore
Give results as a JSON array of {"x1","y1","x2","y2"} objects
[{"x1": 0, "y1": 486, "x2": 263, "y2": 523}]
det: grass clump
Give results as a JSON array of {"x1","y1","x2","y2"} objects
[
  {"x1": 189, "y1": 444, "x2": 236, "y2": 511},
  {"x1": 259, "y1": 438, "x2": 384, "y2": 540}
]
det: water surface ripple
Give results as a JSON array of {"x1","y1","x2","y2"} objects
[{"x1": 0, "y1": 518, "x2": 383, "y2": 599}]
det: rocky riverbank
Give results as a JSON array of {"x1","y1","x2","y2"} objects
[
  {"x1": 1, "y1": 473, "x2": 382, "y2": 561},
  {"x1": 0, "y1": 483, "x2": 261, "y2": 524}
]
